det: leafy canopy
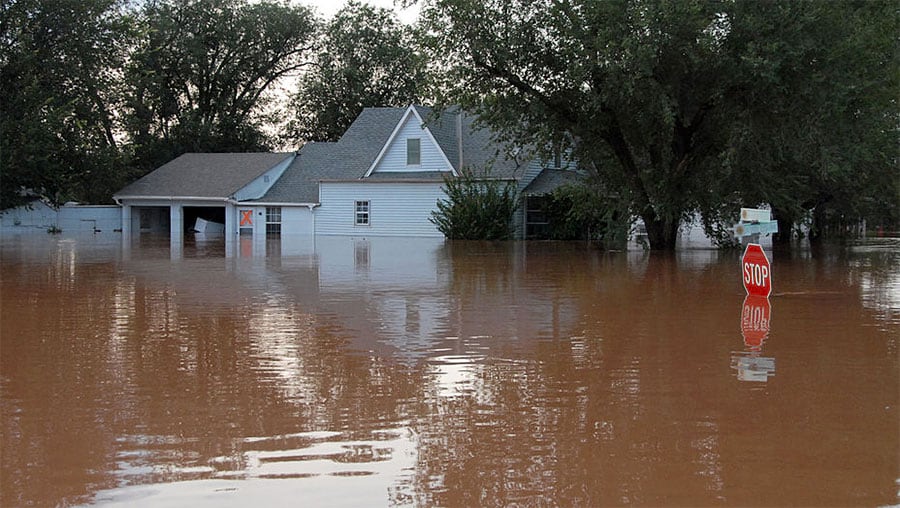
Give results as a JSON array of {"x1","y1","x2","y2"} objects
[
  {"x1": 0, "y1": 0, "x2": 135, "y2": 207},
  {"x1": 420, "y1": 0, "x2": 898, "y2": 248},
  {"x1": 290, "y1": 1, "x2": 426, "y2": 143},
  {"x1": 124, "y1": 0, "x2": 317, "y2": 171}
]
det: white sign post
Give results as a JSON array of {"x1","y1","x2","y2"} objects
[{"x1": 733, "y1": 207, "x2": 779, "y2": 243}]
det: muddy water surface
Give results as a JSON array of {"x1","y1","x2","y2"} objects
[{"x1": 1, "y1": 233, "x2": 897, "y2": 507}]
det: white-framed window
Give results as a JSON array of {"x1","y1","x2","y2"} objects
[
  {"x1": 266, "y1": 206, "x2": 281, "y2": 236},
  {"x1": 406, "y1": 138, "x2": 421, "y2": 165},
  {"x1": 355, "y1": 200, "x2": 370, "y2": 226}
]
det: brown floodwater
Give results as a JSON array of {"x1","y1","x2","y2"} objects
[{"x1": 1, "y1": 232, "x2": 897, "y2": 507}]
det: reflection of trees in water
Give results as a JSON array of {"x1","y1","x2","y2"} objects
[
  {"x1": 1, "y1": 261, "x2": 134, "y2": 506},
  {"x1": 410, "y1": 246, "x2": 740, "y2": 505},
  {"x1": 4, "y1": 239, "x2": 897, "y2": 506},
  {"x1": 409, "y1": 330, "x2": 730, "y2": 505},
  {"x1": 1, "y1": 261, "x2": 425, "y2": 506}
]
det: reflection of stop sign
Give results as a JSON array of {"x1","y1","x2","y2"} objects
[
  {"x1": 741, "y1": 295, "x2": 771, "y2": 349},
  {"x1": 742, "y1": 243, "x2": 772, "y2": 297}
]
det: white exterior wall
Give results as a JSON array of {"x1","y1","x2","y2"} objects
[
  {"x1": 282, "y1": 206, "x2": 315, "y2": 236},
  {"x1": 371, "y1": 114, "x2": 453, "y2": 174},
  {"x1": 233, "y1": 156, "x2": 294, "y2": 201},
  {"x1": 316, "y1": 182, "x2": 447, "y2": 237},
  {"x1": 58, "y1": 205, "x2": 121, "y2": 232},
  {"x1": 0, "y1": 202, "x2": 121, "y2": 232},
  {"x1": 0, "y1": 201, "x2": 59, "y2": 228}
]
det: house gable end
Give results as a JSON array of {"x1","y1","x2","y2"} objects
[
  {"x1": 364, "y1": 106, "x2": 456, "y2": 177},
  {"x1": 233, "y1": 154, "x2": 296, "y2": 201}
]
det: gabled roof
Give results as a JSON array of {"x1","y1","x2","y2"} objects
[
  {"x1": 254, "y1": 106, "x2": 529, "y2": 205},
  {"x1": 363, "y1": 106, "x2": 455, "y2": 177},
  {"x1": 115, "y1": 152, "x2": 294, "y2": 199}
]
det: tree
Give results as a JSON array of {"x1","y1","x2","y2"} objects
[
  {"x1": 543, "y1": 183, "x2": 631, "y2": 249},
  {"x1": 124, "y1": 0, "x2": 316, "y2": 172},
  {"x1": 0, "y1": 0, "x2": 134, "y2": 208},
  {"x1": 289, "y1": 1, "x2": 426, "y2": 143},
  {"x1": 700, "y1": 1, "x2": 899, "y2": 243},
  {"x1": 419, "y1": 0, "x2": 898, "y2": 249},
  {"x1": 431, "y1": 170, "x2": 518, "y2": 240}
]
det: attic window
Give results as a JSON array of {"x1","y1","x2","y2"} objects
[{"x1": 407, "y1": 138, "x2": 421, "y2": 165}]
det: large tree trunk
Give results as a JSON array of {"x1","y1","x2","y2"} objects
[
  {"x1": 808, "y1": 204, "x2": 827, "y2": 245},
  {"x1": 772, "y1": 208, "x2": 793, "y2": 247},
  {"x1": 643, "y1": 213, "x2": 680, "y2": 250}
]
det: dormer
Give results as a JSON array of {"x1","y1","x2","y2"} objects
[{"x1": 364, "y1": 106, "x2": 457, "y2": 177}]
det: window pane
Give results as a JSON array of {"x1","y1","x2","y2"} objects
[
  {"x1": 407, "y1": 138, "x2": 420, "y2": 165},
  {"x1": 355, "y1": 200, "x2": 369, "y2": 225}
]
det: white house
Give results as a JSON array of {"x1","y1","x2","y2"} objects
[{"x1": 113, "y1": 105, "x2": 579, "y2": 251}]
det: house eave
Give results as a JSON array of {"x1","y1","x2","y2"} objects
[{"x1": 113, "y1": 195, "x2": 231, "y2": 202}]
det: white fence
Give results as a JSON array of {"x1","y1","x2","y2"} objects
[{"x1": 1, "y1": 202, "x2": 121, "y2": 233}]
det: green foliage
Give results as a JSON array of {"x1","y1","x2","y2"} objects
[
  {"x1": 419, "y1": 0, "x2": 898, "y2": 249},
  {"x1": 124, "y1": 0, "x2": 317, "y2": 172},
  {"x1": 431, "y1": 169, "x2": 518, "y2": 240},
  {"x1": 706, "y1": 0, "x2": 900, "y2": 241},
  {"x1": 0, "y1": 0, "x2": 135, "y2": 208},
  {"x1": 289, "y1": 1, "x2": 426, "y2": 143},
  {"x1": 543, "y1": 184, "x2": 630, "y2": 249}
]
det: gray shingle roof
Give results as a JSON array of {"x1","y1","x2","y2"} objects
[
  {"x1": 115, "y1": 152, "x2": 294, "y2": 199},
  {"x1": 254, "y1": 106, "x2": 537, "y2": 205},
  {"x1": 523, "y1": 168, "x2": 587, "y2": 196}
]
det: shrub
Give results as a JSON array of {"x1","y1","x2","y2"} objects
[
  {"x1": 431, "y1": 169, "x2": 518, "y2": 240},
  {"x1": 544, "y1": 184, "x2": 630, "y2": 249}
]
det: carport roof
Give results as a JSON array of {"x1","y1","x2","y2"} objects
[
  {"x1": 522, "y1": 168, "x2": 587, "y2": 196},
  {"x1": 114, "y1": 152, "x2": 294, "y2": 200}
]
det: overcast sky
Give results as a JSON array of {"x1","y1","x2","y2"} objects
[{"x1": 297, "y1": 0, "x2": 421, "y2": 24}]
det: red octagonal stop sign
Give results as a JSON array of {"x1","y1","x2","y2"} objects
[{"x1": 742, "y1": 243, "x2": 772, "y2": 297}]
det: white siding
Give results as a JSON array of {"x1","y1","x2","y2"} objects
[
  {"x1": 233, "y1": 156, "x2": 294, "y2": 201},
  {"x1": 281, "y1": 206, "x2": 314, "y2": 236},
  {"x1": 56, "y1": 206, "x2": 122, "y2": 233},
  {"x1": 371, "y1": 114, "x2": 452, "y2": 174},
  {"x1": 0, "y1": 202, "x2": 121, "y2": 232},
  {"x1": 316, "y1": 182, "x2": 447, "y2": 237}
]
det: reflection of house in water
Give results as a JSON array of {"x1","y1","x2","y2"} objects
[
  {"x1": 730, "y1": 353, "x2": 776, "y2": 382},
  {"x1": 118, "y1": 235, "x2": 586, "y2": 420},
  {"x1": 311, "y1": 237, "x2": 584, "y2": 360}
]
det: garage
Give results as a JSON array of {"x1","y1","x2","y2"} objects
[{"x1": 113, "y1": 152, "x2": 296, "y2": 257}]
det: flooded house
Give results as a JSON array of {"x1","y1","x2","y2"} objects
[{"x1": 113, "y1": 106, "x2": 580, "y2": 252}]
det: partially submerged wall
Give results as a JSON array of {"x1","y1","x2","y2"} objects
[{"x1": 1, "y1": 202, "x2": 121, "y2": 233}]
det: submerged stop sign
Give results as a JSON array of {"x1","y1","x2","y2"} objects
[{"x1": 742, "y1": 243, "x2": 772, "y2": 297}]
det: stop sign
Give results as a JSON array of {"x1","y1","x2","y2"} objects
[
  {"x1": 741, "y1": 295, "x2": 771, "y2": 349},
  {"x1": 742, "y1": 243, "x2": 772, "y2": 297}
]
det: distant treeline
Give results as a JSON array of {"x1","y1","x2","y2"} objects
[{"x1": 2, "y1": 0, "x2": 896, "y2": 249}]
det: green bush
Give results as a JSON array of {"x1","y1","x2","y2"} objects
[
  {"x1": 544, "y1": 184, "x2": 630, "y2": 249},
  {"x1": 431, "y1": 169, "x2": 518, "y2": 240}
]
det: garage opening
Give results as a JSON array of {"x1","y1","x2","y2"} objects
[
  {"x1": 183, "y1": 206, "x2": 226, "y2": 255},
  {"x1": 183, "y1": 206, "x2": 225, "y2": 234},
  {"x1": 134, "y1": 206, "x2": 170, "y2": 234}
]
